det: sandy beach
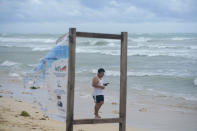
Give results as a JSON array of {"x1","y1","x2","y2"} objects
[
  {"x1": 0, "y1": 33, "x2": 197, "y2": 131},
  {"x1": 0, "y1": 97, "x2": 147, "y2": 131},
  {"x1": 0, "y1": 97, "x2": 65, "y2": 131}
]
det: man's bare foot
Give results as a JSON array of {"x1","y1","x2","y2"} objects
[{"x1": 95, "y1": 115, "x2": 101, "y2": 119}]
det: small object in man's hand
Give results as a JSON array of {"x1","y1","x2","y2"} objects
[{"x1": 104, "y1": 83, "x2": 109, "y2": 86}]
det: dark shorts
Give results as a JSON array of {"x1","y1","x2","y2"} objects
[{"x1": 93, "y1": 95, "x2": 104, "y2": 103}]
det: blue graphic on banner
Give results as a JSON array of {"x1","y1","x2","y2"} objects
[{"x1": 33, "y1": 45, "x2": 68, "y2": 76}]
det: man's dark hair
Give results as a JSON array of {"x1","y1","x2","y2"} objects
[{"x1": 98, "y1": 68, "x2": 105, "y2": 73}]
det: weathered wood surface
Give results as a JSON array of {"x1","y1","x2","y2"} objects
[
  {"x1": 76, "y1": 32, "x2": 121, "y2": 39},
  {"x1": 73, "y1": 118, "x2": 121, "y2": 125},
  {"x1": 66, "y1": 28, "x2": 76, "y2": 131},
  {"x1": 119, "y1": 32, "x2": 128, "y2": 131}
]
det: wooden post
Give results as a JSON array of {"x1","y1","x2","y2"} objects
[
  {"x1": 73, "y1": 118, "x2": 121, "y2": 124},
  {"x1": 66, "y1": 28, "x2": 76, "y2": 131},
  {"x1": 119, "y1": 32, "x2": 127, "y2": 131}
]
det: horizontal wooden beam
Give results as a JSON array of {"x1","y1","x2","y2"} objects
[
  {"x1": 73, "y1": 118, "x2": 121, "y2": 125},
  {"x1": 76, "y1": 32, "x2": 121, "y2": 39}
]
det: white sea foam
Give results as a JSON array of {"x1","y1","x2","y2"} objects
[
  {"x1": 189, "y1": 46, "x2": 197, "y2": 50},
  {"x1": 0, "y1": 42, "x2": 53, "y2": 50},
  {"x1": 127, "y1": 50, "x2": 192, "y2": 58},
  {"x1": 1, "y1": 61, "x2": 18, "y2": 66},
  {"x1": 80, "y1": 38, "x2": 196, "y2": 51},
  {"x1": 0, "y1": 37, "x2": 55, "y2": 43},
  {"x1": 143, "y1": 88, "x2": 197, "y2": 101},
  {"x1": 174, "y1": 94, "x2": 197, "y2": 101},
  {"x1": 76, "y1": 48, "x2": 100, "y2": 54},
  {"x1": 91, "y1": 69, "x2": 190, "y2": 77},
  {"x1": 171, "y1": 37, "x2": 191, "y2": 41},
  {"x1": 76, "y1": 46, "x2": 195, "y2": 59},
  {"x1": 128, "y1": 44, "x2": 187, "y2": 50},
  {"x1": 129, "y1": 37, "x2": 151, "y2": 42},
  {"x1": 0, "y1": 41, "x2": 53, "y2": 51},
  {"x1": 28, "y1": 64, "x2": 37, "y2": 67},
  {"x1": 92, "y1": 69, "x2": 120, "y2": 76},
  {"x1": 9, "y1": 73, "x2": 20, "y2": 77},
  {"x1": 108, "y1": 42, "x2": 118, "y2": 47},
  {"x1": 76, "y1": 69, "x2": 88, "y2": 74},
  {"x1": 32, "y1": 47, "x2": 52, "y2": 51},
  {"x1": 194, "y1": 78, "x2": 197, "y2": 86}
]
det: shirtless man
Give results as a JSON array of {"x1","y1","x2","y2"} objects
[{"x1": 92, "y1": 68, "x2": 109, "y2": 118}]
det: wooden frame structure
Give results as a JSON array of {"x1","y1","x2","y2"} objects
[{"x1": 66, "y1": 28, "x2": 128, "y2": 131}]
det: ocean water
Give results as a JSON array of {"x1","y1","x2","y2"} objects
[{"x1": 0, "y1": 33, "x2": 197, "y2": 103}]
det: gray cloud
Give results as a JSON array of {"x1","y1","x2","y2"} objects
[
  {"x1": 0, "y1": 0, "x2": 197, "y2": 33},
  {"x1": 1, "y1": 0, "x2": 197, "y2": 23}
]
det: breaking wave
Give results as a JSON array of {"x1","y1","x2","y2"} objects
[
  {"x1": 194, "y1": 78, "x2": 197, "y2": 86},
  {"x1": 0, "y1": 37, "x2": 55, "y2": 43},
  {"x1": 0, "y1": 61, "x2": 19, "y2": 67}
]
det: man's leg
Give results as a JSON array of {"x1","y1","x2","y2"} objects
[{"x1": 94, "y1": 101, "x2": 104, "y2": 118}]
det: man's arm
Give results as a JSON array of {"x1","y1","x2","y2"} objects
[{"x1": 92, "y1": 77, "x2": 105, "y2": 89}]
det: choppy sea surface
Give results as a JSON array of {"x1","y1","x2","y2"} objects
[{"x1": 0, "y1": 33, "x2": 197, "y2": 102}]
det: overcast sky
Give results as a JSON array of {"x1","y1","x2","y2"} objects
[{"x1": 0, "y1": 0, "x2": 197, "y2": 33}]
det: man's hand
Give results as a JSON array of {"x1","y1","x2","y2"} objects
[{"x1": 100, "y1": 86, "x2": 105, "y2": 89}]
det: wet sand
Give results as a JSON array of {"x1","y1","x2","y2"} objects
[{"x1": 0, "y1": 97, "x2": 147, "y2": 131}]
